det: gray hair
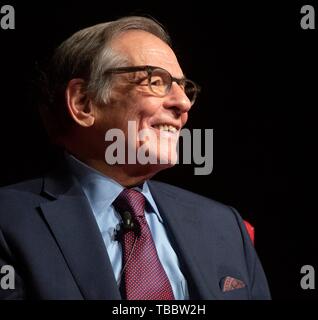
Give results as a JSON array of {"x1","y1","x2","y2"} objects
[{"x1": 39, "y1": 16, "x2": 171, "y2": 141}]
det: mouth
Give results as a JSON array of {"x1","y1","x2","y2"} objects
[{"x1": 150, "y1": 123, "x2": 180, "y2": 134}]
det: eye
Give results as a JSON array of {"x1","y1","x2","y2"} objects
[{"x1": 150, "y1": 76, "x2": 164, "y2": 86}]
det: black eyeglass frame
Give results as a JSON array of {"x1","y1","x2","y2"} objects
[{"x1": 104, "y1": 65, "x2": 200, "y2": 105}]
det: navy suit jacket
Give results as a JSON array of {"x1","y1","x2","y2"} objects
[{"x1": 0, "y1": 164, "x2": 270, "y2": 299}]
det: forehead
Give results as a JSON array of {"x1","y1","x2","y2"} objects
[{"x1": 111, "y1": 30, "x2": 184, "y2": 77}]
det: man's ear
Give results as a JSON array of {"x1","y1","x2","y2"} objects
[{"x1": 65, "y1": 78, "x2": 95, "y2": 127}]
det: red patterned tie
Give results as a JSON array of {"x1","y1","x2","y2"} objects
[{"x1": 113, "y1": 188, "x2": 175, "y2": 300}]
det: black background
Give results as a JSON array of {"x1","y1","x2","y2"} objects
[{"x1": 0, "y1": 0, "x2": 317, "y2": 300}]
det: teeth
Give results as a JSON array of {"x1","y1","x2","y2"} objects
[{"x1": 153, "y1": 124, "x2": 178, "y2": 133}]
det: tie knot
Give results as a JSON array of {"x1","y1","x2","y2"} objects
[{"x1": 113, "y1": 188, "x2": 145, "y2": 219}]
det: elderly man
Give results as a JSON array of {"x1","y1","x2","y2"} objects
[{"x1": 0, "y1": 16, "x2": 270, "y2": 300}]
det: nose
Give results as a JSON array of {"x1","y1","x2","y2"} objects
[{"x1": 163, "y1": 82, "x2": 192, "y2": 114}]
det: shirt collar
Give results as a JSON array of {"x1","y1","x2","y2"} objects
[
  {"x1": 134, "y1": 182, "x2": 163, "y2": 223},
  {"x1": 65, "y1": 152, "x2": 163, "y2": 223}
]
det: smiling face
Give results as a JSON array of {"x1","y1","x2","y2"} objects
[{"x1": 93, "y1": 30, "x2": 192, "y2": 179}]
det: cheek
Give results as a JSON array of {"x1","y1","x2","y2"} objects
[
  {"x1": 135, "y1": 100, "x2": 162, "y2": 122},
  {"x1": 105, "y1": 92, "x2": 163, "y2": 131}
]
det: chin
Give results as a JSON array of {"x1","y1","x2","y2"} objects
[
  {"x1": 157, "y1": 152, "x2": 178, "y2": 166},
  {"x1": 148, "y1": 143, "x2": 178, "y2": 166}
]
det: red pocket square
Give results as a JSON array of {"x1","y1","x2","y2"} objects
[{"x1": 222, "y1": 276, "x2": 246, "y2": 292}]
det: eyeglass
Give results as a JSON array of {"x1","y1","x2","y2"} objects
[{"x1": 104, "y1": 65, "x2": 200, "y2": 106}]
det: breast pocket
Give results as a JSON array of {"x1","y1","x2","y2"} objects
[
  {"x1": 219, "y1": 276, "x2": 250, "y2": 300},
  {"x1": 221, "y1": 286, "x2": 250, "y2": 300}
]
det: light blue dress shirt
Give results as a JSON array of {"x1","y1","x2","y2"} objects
[{"x1": 65, "y1": 153, "x2": 189, "y2": 299}]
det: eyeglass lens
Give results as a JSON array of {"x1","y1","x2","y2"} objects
[{"x1": 149, "y1": 68, "x2": 197, "y2": 104}]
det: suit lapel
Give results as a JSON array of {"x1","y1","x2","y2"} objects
[
  {"x1": 148, "y1": 181, "x2": 223, "y2": 300},
  {"x1": 39, "y1": 164, "x2": 224, "y2": 300},
  {"x1": 39, "y1": 166, "x2": 121, "y2": 300}
]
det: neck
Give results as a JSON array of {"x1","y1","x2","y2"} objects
[{"x1": 69, "y1": 151, "x2": 159, "y2": 187}]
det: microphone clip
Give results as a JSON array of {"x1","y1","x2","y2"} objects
[{"x1": 114, "y1": 211, "x2": 138, "y2": 241}]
